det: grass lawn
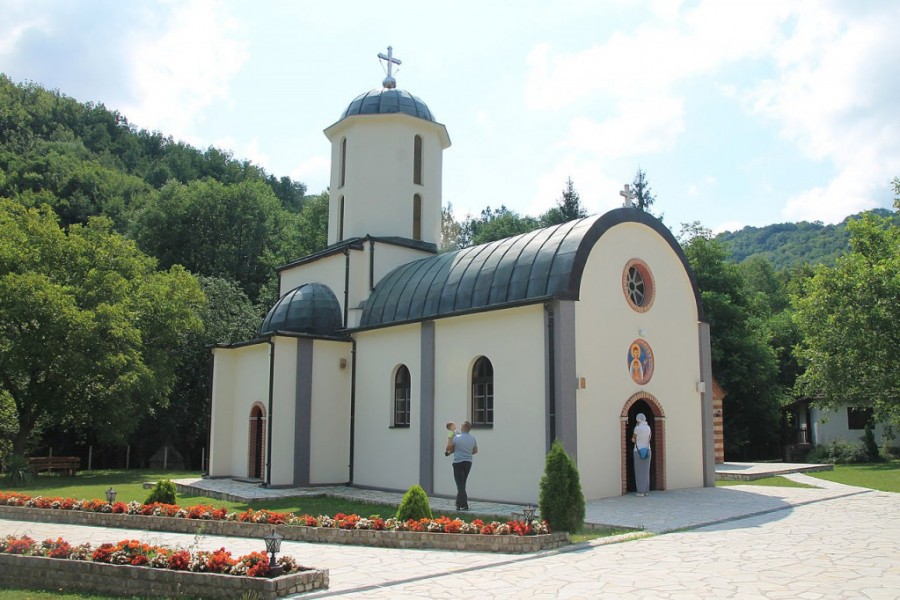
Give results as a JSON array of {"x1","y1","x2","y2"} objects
[
  {"x1": 717, "y1": 476, "x2": 819, "y2": 488},
  {"x1": 805, "y1": 460, "x2": 900, "y2": 493},
  {"x1": 0, "y1": 589, "x2": 147, "y2": 600},
  {"x1": 3, "y1": 469, "x2": 515, "y2": 524}
]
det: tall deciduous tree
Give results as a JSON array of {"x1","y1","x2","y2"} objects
[
  {"x1": 132, "y1": 179, "x2": 303, "y2": 302},
  {"x1": 462, "y1": 205, "x2": 539, "y2": 246},
  {"x1": 680, "y1": 222, "x2": 782, "y2": 459},
  {"x1": 0, "y1": 200, "x2": 204, "y2": 455},
  {"x1": 794, "y1": 212, "x2": 900, "y2": 424}
]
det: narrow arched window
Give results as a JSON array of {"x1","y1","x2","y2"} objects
[
  {"x1": 471, "y1": 357, "x2": 494, "y2": 426},
  {"x1": 413, "y1": 194, "x2": 422, "y2": 241},
  {"x1": 340, "y1": 138, "x2": 347, "y2": 187},
  {"x1": 338, "y1": 196, "x2": 345, "y2": 241},
  {"x1": 394, "y1": 365, "x2": 411, "y2": 427},
  {"x1": 413, "y1": 135, "x2": 423, "y2": 185}
]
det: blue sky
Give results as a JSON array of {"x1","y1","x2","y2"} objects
[{"x1": 2, "y1": 0, "x2": 899, "y2": 233}]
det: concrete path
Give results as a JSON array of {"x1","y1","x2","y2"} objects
[{"x1": 2, "y1": 473, "x2": 898, "y2": 598}]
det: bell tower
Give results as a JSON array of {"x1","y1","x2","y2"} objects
[{"x1": 324, "y1": 47, "x2": 451, "y2": 247}]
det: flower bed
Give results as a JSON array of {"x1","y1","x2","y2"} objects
[
  {"x1": 0, "y1": 535, "x2": 328, "y2": 599},
  {"x1": 0, "y1": 492, "x2": 568, "y2": 553}
]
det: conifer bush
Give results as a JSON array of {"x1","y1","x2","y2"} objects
[
  {"x1": 144, "y1": 479, "x2": 177, "y2": 505},
  {"x1": 538, "y1": 440, "x2": 585, "y2": 533},
  {"x1": 395, "y1": 484, "x2": 433, "y2": 521}
]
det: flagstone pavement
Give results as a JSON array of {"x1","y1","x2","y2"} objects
[{"x1": 2, "y1": 468, "x2": 898, "y2": 598}]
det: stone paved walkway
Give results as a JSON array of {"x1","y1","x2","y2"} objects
[{"x1": 2, "y1": 470, "x2": 898, "y2": 598}]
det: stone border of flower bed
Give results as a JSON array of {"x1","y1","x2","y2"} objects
[
  {"x1": 0, "y1": 505, "x2": 569, "y2": 553},
  {"x1": 0, "y1": 553, "x2": 327, "y2": 600}
]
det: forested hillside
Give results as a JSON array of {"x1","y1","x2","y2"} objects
[
  {"x1": 717, "y1": 208, "x2": 898, "y2": 269},
  {"x1": 0, "y1": 75, "x2": 328, "y2": 469}
]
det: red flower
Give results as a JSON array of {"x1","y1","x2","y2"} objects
[{"x1": 167, "y1": 549, "x2": 191, "y2": 571}]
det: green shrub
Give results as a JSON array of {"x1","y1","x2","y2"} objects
[
  {"x1": 538, "y1": 440, "x2": 585, "y2": 533},
  {"x1": 807, "y1": 439, "x2": 870, "y2": 464},
  {"x1": 144, "y1": 479, "x2": 177, "y2": 505},
  {"x1": 862, "y1": 423, "x2": 882, "y2": 462},
  {"x1": 2, "y1": 454, "x2": 32, "y2": 487},
  {"x1": 395, "y1": 484, "x2": 433, "y2": 521}
]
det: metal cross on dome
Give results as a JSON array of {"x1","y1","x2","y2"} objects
[
  {"x1": 620, "y1": 184, "x2": 635, "y2": 208},
  {"x1": 378, "y1": 46, "x2": 402, "y2": 89}
]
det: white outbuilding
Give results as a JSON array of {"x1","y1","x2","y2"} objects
[{"x1": 207, "y1": 53, "x2": 716, "y2": 503}]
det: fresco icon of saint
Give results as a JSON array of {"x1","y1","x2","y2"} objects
[{"x1": 627, "y1": 339, "x2": 654, "y2": 385}]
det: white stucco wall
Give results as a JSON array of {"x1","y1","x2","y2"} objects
[
  {"x1": 812, "y1": 406, "x2": 893, "y2": 446},
  {"x1": 269, "y1": 337, "x2": 299, "y2": 486},
  {"x1": 432, "y1": 306, "x2": 548, "y2": 504},
  {"x1": 208, "y1": 343, "x2": 270, "y2": 479},
  {"x1": 309, "y1": 339, "x2": 353, "y2": 484},
  {"x1": 575, "y1": 222, "x2": 704, "y2": 499},
  {"x1": 352, "y1": 323, "x2": 423, "y2": 491}
]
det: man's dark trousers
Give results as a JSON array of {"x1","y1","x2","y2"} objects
[{"x1": 453, "y1": 460, "x2": 472, "y2": 509}]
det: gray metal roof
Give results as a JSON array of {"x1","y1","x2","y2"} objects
[
  {"x1": 359, "y1": 208, "x2": 703, "y2": 328},
  {"x1": 259, "y1": 283, "x2": 342, "y2": 336},
  {"x1": 341, "y1": 88, "x2": 435, "y2": 122}
]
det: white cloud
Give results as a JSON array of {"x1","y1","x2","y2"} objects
[
  {"x1": 0, "y1": 11, "x2": 45, "y2": 57},
  {"x1": 566, "y1": 96, "x2": 684, "y2": 159},
  {"x1": 121, "y1": 0, "x2": 249, "y2": 137},
  {"x1": 739, "y1": 3, "x2": 900, "y2": 223},
  {"x1": 291, "y1": 155, "x2": 330, "y2": 193}
]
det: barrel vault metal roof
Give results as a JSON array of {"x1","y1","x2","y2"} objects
[{"x1": 359, "y1": 208, "x2": 701, "y2": 328}]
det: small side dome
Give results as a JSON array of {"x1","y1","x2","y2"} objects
[
  {"x1": 340, "y1": 88, "x2": 435, "y2": 122},
  {"x1": 258, "y1": 283, "x2": 342, "y2": 337}
]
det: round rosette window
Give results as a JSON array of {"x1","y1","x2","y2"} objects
[
  {"x1": 622, "y1": 258, "x2": 655, "y2": 312},
  {"x1": 626, "y1": 339, "x2": 654, "y2": 385}
]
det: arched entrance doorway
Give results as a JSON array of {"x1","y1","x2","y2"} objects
[
  {"x1": 248, "y1": 404, "x2": 266, "y2": 480},
  {"x1": 621, "y1": 392, "x2": 665, "y2": 495}
]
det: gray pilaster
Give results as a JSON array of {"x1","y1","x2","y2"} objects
[
  {"x1": 555, "y1": 300, "x2": 578, "y2": 457},
  {"x1": 419, "y1": 321, "x2": 436, "y2": 493},
  {"x1": 699, "y1": 321, "x2": 716, "y2": 487},
  {"x1": 293, "y1": 338, "x2": 314, "y2": 486}
]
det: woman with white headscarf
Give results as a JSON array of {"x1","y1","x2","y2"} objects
[{"x1": 632, "y1": 413, "x2": 652, "y2": 496}]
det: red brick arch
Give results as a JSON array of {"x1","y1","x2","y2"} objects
[{"x1": 620, "y1": 392, "x2": 666, "y2": 494}]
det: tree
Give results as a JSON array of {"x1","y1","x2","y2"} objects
[
  {"x1": 538, "y1": 440, "x2": 585, "y2": 533},
  {"x1": 794, "y1": 212, "x2": 900, "y2": 424},
  {"x1": 132, "y1": 179, "x2": 305, "y2": 302},
  {"x1": 541, "y1": 177, "x2": 587, "y2": 226},
  {"x1": 632, "y1": 168, "x2": 656, "y2": 213},
  {"x1": 681, "y1": 226, "x2": 782, "y2": 459},
  {"x1": 0, "y1": 200, "x2": 204, "y2": 455},
  {"x1": 462, "y1": 206, "x2": 539, "y2": 246},
  {"x1": 441, "y1": 203, "x2": 464, "y2": 252},
  {"x1": 135, "y1": 275, "x2": 261, "y2": 469}
]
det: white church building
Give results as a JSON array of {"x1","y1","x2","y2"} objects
[{"x1": 207, "y1": 51, "x2": 717, "y2": 503}]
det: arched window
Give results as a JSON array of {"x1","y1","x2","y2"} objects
[
  {"x1": 338, "y1": 196, "x2": 345, "y2": 241},
  {"x1": 394, "y1": 365, "x2": 411, "y2": 427},
  {"x1": 413, "y1": 135, "x2": 423, "y2": 185},
  {"x1": 471, "y1": 357, "x2": 494, "y2": 426},
  {"x1": 340, "y1": 137, "x2": 347, "y2": 188},
  {"x1": 413, "y1": 194, "x2": 422, "y2": 241}
]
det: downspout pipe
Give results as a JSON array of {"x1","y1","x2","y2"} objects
[{"x1": 265, "y1": 338, "x2": 275, "y2": 487}]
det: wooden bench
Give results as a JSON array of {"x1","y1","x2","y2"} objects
[{"x1": 27, "y1": 456, "x2": 80, "y2": 476}]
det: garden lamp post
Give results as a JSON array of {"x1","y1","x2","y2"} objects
[
  {"x1": 523, "y1": 504, "x2": 536, "y2": 522},
  {"x1": 105, "y1": 487, "x2": 117, "y2": 503},
  {"x1": 263, "y1": 531, "x2": 284, "y2": 577}
]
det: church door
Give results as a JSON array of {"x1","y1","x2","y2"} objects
[
  {"x1": 248, "y1": 406, "x2": 265, "y2": 480},
  {"x1": 624, "y1": 400, "x2": 657, "y2": 493}
]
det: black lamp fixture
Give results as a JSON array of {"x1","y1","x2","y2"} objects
[
  {"x1": 263, "y1": 531, "x2": 284, "y2": 577},
  {"x1": 105, "y1": 487, "x2": 117, "y2": 503},
  {"x1": 523, "y1": 504, "x2": 536, "y2": 522}
]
